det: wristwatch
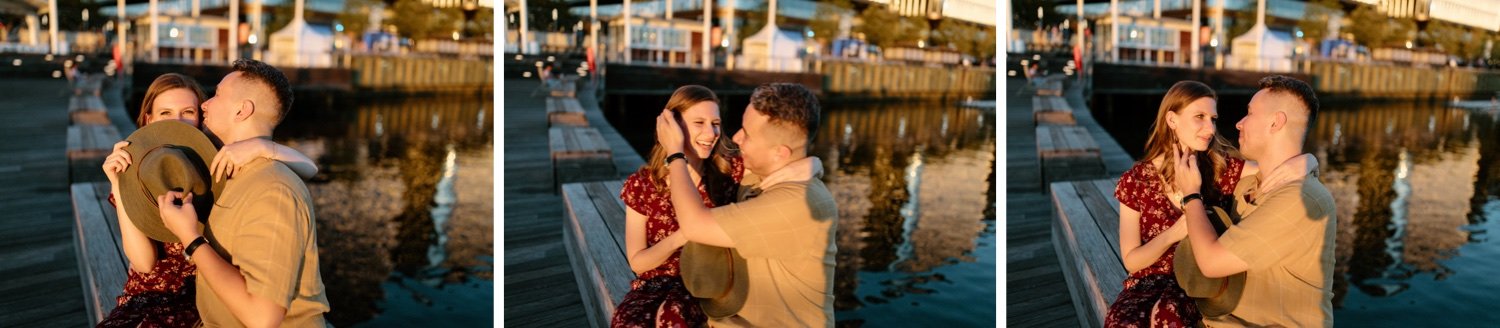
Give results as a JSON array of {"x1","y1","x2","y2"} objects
[
  {"x1": 1180, "y1": 193, "x2": 1204, "y2": 207},
  {"x1": 184, "y1": 236, "x2": 209, "y2": 261},
  {"x1": 665, "y1": 152, "x2": 687, "y2": 165}
]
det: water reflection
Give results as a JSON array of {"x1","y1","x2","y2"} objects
[
  {"x1": 274, "y1": 95, "x2": 494, "y2": 326},
  {"x1": 1308, "y1": 103, "x2": 1500, "y2": 323},
  {"x1": 811, "y1": 103, "x2": 997, "y2": 327}
]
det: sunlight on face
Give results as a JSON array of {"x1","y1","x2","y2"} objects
[
  {"x1": 149, "y1": 88, "x2": 201, "y2": 127},
  {"x1": 680, "y1": 101, "x2": 721, "y2": 160}
]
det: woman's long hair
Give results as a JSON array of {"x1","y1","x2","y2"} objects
[
  {"x1": 135, "y1": 73, "x2": 206, "y2": 128},
  {"x1": 1142, "y1": 81, "x2": 1239, "y2": 201},
  {"x1": 643, "y1": 85, "x2": 738, "y2": 205}
]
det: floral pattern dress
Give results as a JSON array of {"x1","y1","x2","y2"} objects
[
  {"x1": 1104, "y1": 157, "x2": 1244, "y2": 328},
  {"x1": 610, "y1": 156, "x2": 744, "y2": 328},
  {"x1": 98, "y1": 193, "x2": 201, "y2": 327}
]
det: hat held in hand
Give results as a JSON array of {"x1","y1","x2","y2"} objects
[{"x1": 117, "y1": 120, "x2": 225, "y2": 244}]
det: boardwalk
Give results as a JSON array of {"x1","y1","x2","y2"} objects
[
  {"x1": 1005, "y1": 75, "x2": 1134, "y2": 327},
  {"x1": 0, "y1": 78, "x2": 90, "y2": 326},
  {"x1": 503, "y1": 76, "x2": 644, "y2": 327}
]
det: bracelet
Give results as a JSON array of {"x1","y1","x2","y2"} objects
[
  {"x1": 184, "y1": 236, "x2": 209, "y2": 261},
  {"x1": 1180, "y1": 193, "x2": 1203, "y2": 207},
  {"x1": 665, "y1": 152, "x2": 687, "y2": 165}
]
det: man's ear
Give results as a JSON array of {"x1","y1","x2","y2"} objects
[
  {"x1": 774, "y1": 144, "x2": 792, "y2": 163},
  {"x1": 1271, "y1": 111, "x2": 1287, "y2": 134},
  {"x1": 235, "y1": 99, "x2": 256, "y2": 122}
]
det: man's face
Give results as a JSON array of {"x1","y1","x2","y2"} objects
[
  {"x1": 1237, "y1": 89, "x2": 1276, "y2": 162},
  {"x1": 199, "y1": 72, "x2": 244, "y2": 142},
  {"x1": 732, "y1": 105, "x2": 777, "y2": 177}
]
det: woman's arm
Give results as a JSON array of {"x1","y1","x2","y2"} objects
[
  {"x1": 213, "y1": 139, "x2": 320, "y2": 181},
  {"x1": 1119, "y1": 205, "x2": 1189, "y2": 274},
  {"x1": 624, "y1": 206, "x2": 687, "y2": 275},
  {"x1": 102, "y1": 141, "x2": 159, "y2": 273}
]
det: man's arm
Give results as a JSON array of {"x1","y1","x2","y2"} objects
[
  {"x1": 1182, "y1": 199, "x2": 1250, "y2": 278},
  {"x1": 158, "y1": 191, "x2": 287, "y2": 328}
]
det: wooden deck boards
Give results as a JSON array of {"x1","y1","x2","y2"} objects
[{"x1": 0, "y1": 77, "x2": 89, "y2": 327}]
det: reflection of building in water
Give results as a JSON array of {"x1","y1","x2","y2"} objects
[
  {"x1": 815, "y1": 102, "x2": 995, "y2": 312},
  {"x1": 1312, "y1": 103, "x2": 1489, "y2": 305},
  {"x1": 281, "y1": 96, "x2": 493, "y2": 325}
]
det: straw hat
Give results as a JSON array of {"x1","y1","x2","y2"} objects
[{"x1": 117, "y1": 120, "x2": 225, "y2": 244}]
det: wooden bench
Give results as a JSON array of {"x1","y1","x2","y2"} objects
[
  {"x1": 561, "y1": 180, "x2": 636, "y2": 328},
  {"x1": 70, "y1": 181, "x2": 129, "y2": 324},
  {"x1": 1035, "y1": 75, "x2": 1065, "y2": 96},
  {"x1": 1036, "y1": 124, "x2": 1105, "y2": 186},
  {"x1": 550, "y1": 76, "x2": 579, "y2": 98},
  {"x1": 1033, "y1": 95, "x2": 1076, "y2": 125},
  {"x1": 69, "y1": 94, "x2": 110, "y2": 125},
  {"x1": 549, "y1": 126, "x2": 615, "y2": 188},
  {"x1": 67, "y1": 123, "x2": 123, "y2": 183},
  {"x1": 547, "y1": 96, "x2": 588, "y2": 127},
  {"x1": 1050, "y1": 178, "x2": 1127, "y2": 328}
]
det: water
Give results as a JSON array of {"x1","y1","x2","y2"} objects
[
  {"x1": 607, "y1": 99, "x2": 997, "y2": 327},
  {"x1": 273, "y1": 93, "x2": 494, "y2": 326},
  {"x1": 1097, "y1": 96, "x2": 1500, "y2": 324}
]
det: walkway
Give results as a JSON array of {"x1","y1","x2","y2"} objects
[
  {"x1": 1005, "y1": 74, "x2": 1133, "y2": 327},
  {"x1": 503, "y1": 76, "x2": 644, "y2": 327},
  {"x1": 0, "y1": 77, "x2": 97, "y2": 327}
]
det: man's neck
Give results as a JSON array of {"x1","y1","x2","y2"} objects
[{"x1": 1256, "y1": 147, "x2": 1303, "y2": 187}]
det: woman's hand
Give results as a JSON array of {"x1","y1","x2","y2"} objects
[
  {"x1": 102, "y1": 141, "x2": 131, "y2": 185},
  {"x1": 655, "y1": 109, "x2": 686, "y2": 154},
  {"x1": 211, "y1": 138, "x2": 273, "y2": 182},
  {"x1": 1173, "y1": 145, "x2": 1202, "y2": 193}
]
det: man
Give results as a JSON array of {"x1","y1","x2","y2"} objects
[
  {"x1": 158, "y1": 59, "x2": 329, "y2": 327},
  {"x1": 655, "y1": 83, "x2": 838, "y2": 327},
  {"x1": 1174, "y1": 75, "x2": 1336, "y2": 327}
]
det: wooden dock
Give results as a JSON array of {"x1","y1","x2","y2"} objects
[
  {"x1": 1006, "y1": 75, "x2": 1134, "y2": 327},
  {"x1": 503, "y1": 77, "x2": 644, "y2": 327},
  {"x1": 0, "y1": 78, "x2": 91, "y2": 326}
]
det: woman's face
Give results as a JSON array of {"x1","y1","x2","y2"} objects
[
  {"x1": 149, "y1": 88, "x2": 201, "y2": 127},
  {"x1": 1169, "y1": 97, "x2": 1218, "y2": 152},
  {"x1": 680, "y1": 101, "x2": 722, "y2": 160}
]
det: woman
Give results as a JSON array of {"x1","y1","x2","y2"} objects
[
  {"x1": 1105, "y1": 81, "x2": 1244, "y2": 327},
  {"x1": 97, "y1": 73, "x2": 319, "y2": 327},
  {"x1": 612, "y1": 85, "x2": 743, "y2": 328}
]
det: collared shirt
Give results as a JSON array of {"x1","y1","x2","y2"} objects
[
  {"x1": 1205, "y1": 158, "x2": 1337, "y2": 328},
  {"x1": 197, "y1": 158, "x2": 329, "y2": 327},
  {"x1": 707, "y1": 157, "x2": 838, "y2": 327}
]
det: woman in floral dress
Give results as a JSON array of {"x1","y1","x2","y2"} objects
[{"x1": 611, "y1": 85, "x2": 743, "y2": 328}]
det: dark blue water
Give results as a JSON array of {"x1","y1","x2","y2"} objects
[{"x1": 274, "y1": 93, "x2": 494, "y2": 326}]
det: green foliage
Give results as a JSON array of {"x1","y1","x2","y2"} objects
[
  {"x1": 1297, "y1": 0, "x2": 1342, "y2": 41},
  {"x1": 809, "y1": 0, "x2": 853, "y2": 44},
  {"x1": 338, "y1": 0, "x2": 381, "y2": 35}
]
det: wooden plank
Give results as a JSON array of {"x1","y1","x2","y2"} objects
[
  {"x1": 71, "y1": 182, "x2": 129, "y2": 324},
  {"x1": 1050, "y1": 179, "x2": 1131, "y2": 328},
  {"x1": 561, "y1": 181, "x2": 636, "y2": 328}
]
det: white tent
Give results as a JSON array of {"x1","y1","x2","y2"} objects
[
  {"x1": 268, "y1": 18, "x2": 334, "y2": 67},
  {"x1": 739, "y1": 25, "x2": 805, "y2": 72},
  {"x1": 1229, "y1": 25, "x2": 1294, "y2": 72}
]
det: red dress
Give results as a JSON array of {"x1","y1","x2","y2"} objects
[
  {"x1": 98, "y1": 193, "x2": 200, "y2": 327},
  {"x1": 610, "y1": 156, "x2": 743, "y2": 328},
  {"x1": 1104, "y1": 157, "x2": 1244, "y2": 328}
]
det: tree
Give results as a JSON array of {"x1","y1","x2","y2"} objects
[
  {"x1": 809, "y1": 0, "x2": 853, "y2": 44},
  {"x1": 389, "y1": 0, "x2": 434, "y2": 39},
  {"x1": 465, "y1": 7, "x2": 495, "y2": 40},
  {"x1": 338, "y1": 0, "x2": 381, "y2": 36},
  {"x1": 855, "y1": 4, "x2": 902, "y2": 48},
  {"x1": 1297, "y1": 0, "x2": 1342, "y2": 42},
  {"x1": 933, "y1": 19, "x2": 973, "y2": 54},
  {"x1": 1012, "y1": 0, "x2": 1065, "y2": 30},
  {"x1": 1343, "y1": 4, "x2": 1388, "y2": 48}
]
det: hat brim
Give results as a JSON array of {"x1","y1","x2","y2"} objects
[
  {"x1": 1173, "y1": 206, "x2": 1246, "y2": 317},
  {"x1": 681, "y1": 242, "x2": 750, "y2": 318},
  {"x1": 117, "y1": 120, "x2": 225, "y2": 244}
]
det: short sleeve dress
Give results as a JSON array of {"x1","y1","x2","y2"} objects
[
  {"x1": 97, "y1": 193, "x2": 201, "y2": 327},
  {"x1": 1103, "y1": 157, "x2": 1244, "y2": 328},
  {"x1": 610, "y1": 156, "x2": 744, "y2": 328}
]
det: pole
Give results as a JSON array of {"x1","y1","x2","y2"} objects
[
  {"x1": 1109, "y1": 0, "x2": 1118, "y2": 62},
  {"x1": 149, "y1": 0, "x2": 158, "y2": 61},
  {"x1": 230, "y1": 0, "x2": 239, "y2": 62},
  {"x1": 49, "y1": 0, "x2": 58, "y2": 54},
  {"x1": 702, "y1": 0, "x2": 711, "y2": 69},
  {"x1": 625, "y1": 0, "x2": 632, "y2": 63},
  {"x1": 1191, "y1": 0, "x2": 1200, "y2": 68}
]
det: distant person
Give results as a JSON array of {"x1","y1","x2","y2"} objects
[
  {"x1": 611, "y1": 85, "x2": 743, "y2": 327},
  {"x1": 99, "y1": 72, "x2": 320, "y2": 327},
  {"x1": 664, "y1": 83, "x2": 838, "y2": 327},
  {"x1": 156, "y1": 59, "x2": 330, "y2": 326},
  {"x1": 1174, "y1": 75, "x2": 1335, "y2": 327}
]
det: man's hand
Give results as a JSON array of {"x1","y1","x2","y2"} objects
[
  {"x1": 655, "y1": 109, "x2": 686, "y2": 154},
  {"x1": 157, "y1": 191, "x2": 202, "y2": 242},
  {"x1": 212, "y1": 138, "x2": 274, "y2": 182},
  {"x1": 102, "y1": 141, "x2": 131, "y2": 185},
  {"x1": 1173, "y1": 145, "x2": 1203, "y2": 193}
]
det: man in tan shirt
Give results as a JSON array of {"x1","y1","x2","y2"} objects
[
  {"x1": 158, "y1": 59, "x2": 329, "y2": 327},
  {"x1": 656, "y1": 83, "x2": 838, "y2": 327},
  {"x1": 1173, "y1": 75, "x2": 1336, "y2": 327}
]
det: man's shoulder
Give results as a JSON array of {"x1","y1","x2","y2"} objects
[
  {"x1": 1264, "y1": 176, "x2": 1335, "y2": 218},
  {"x1": 224, "y1": 159, "x2": 311, "y2": 200},
  {"x1": 756, "y1": 179, "x2": 836, "y2": 215}
]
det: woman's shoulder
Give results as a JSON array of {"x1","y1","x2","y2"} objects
[{"x1": 622, "y1": 167, "x2": 658, "y2": 195}]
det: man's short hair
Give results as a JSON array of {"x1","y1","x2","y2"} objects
[
  {"x1": 231, "y1": 59, "x2": 293, "y2": 124},
  {"x1": 749, "y1": 83, "x2": 820, "y2": 147},
  {"x1": 1257, "y1": 75, "x2": 1319, "y2": 127}
]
